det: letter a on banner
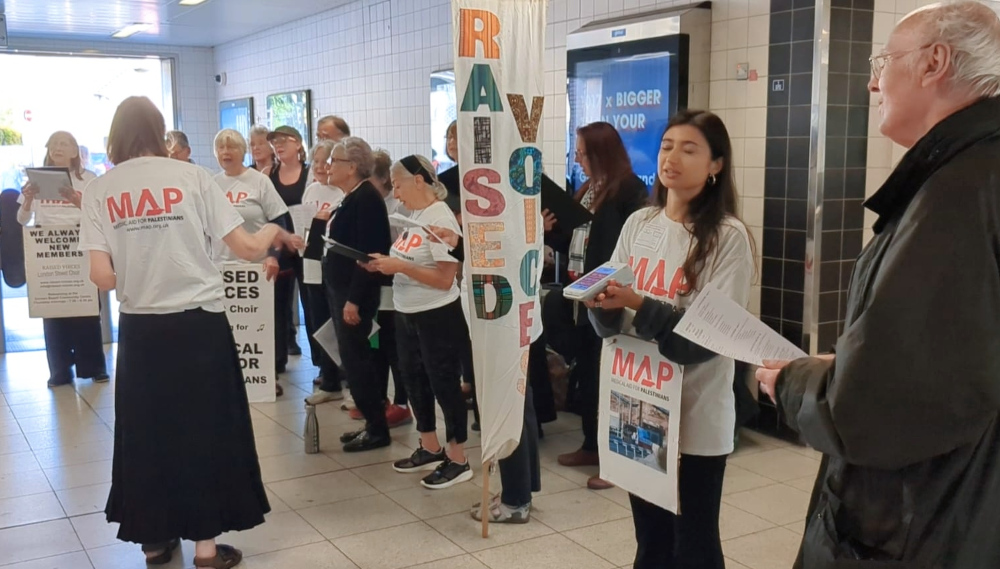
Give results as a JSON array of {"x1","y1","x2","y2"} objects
[{"x1": 453, "y1": 0, "x2": 547, "y2": 536}]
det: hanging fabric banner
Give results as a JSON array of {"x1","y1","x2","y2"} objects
[
  {"x1": 453, "y1": 0, "x2": 547, "y2": 463},
  {"x1": 222, "y1": 263, "x2": 276, "y2": 404},
  {"x1": 598, "y1": 335, "x2": 683, "y2": 512}
]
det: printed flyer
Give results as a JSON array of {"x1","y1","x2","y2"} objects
[
  {"x1": 223, "y1": 263, "x2": 275, "y2": 403},
  {"x1": 23, "y1": 225, "x2": 100, "y2": 319}
]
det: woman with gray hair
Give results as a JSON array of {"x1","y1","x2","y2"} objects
[
  {"x1": 366, "y1": 154, "x2": 472, "y2": 489},
  {"x1": 310, "y1": 136, "x2": 394, "y2": 453},
  {"x1": 249, "y1": 124, "x2": 276, "y2": 176}
]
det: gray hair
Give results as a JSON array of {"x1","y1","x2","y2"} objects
[
  {"x1": 390, "y1": 154, "x2": 448, "y2": 201},
  {"x1": 311, "y1": 139, "x2": 335, "y2": 162},
  {"x1": 213, "y1": 128, "x2": 247, "y2": 157},
  {"x1": 904, "y1": 1, "x2": 1000, "y2": 98},
  {"x1": 165, "y1": 130, "x2": 190, "y2": 149},
  {"x1": 335, "y1": 136, "x2": 374, "y2": 178},
  {"x1": 249, "y1": 124, "x2": 270, "y2": 139}
]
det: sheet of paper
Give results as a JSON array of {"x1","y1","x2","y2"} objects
[
  {"x1": 25, "y1": 168, "x2": 73, "y2": 201},
  {"x1": 369, "y1": 320, "x2": 380, "y2": 340},
  {"x1": 303, "y1": 258, "x2": 322, "y2": 285},
  {"x1": 313, "y1": 319, "x2": 342, "y2": 366},
  {"x1": 674, "y1": 284, "x2": 808, "y2": 367},
  {"x1": 288, "y1": 203, "x2": 319, "y2": 238}
]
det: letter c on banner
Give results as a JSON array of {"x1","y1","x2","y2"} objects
[
  {"x1": 509, "y1": 147, "x2": 542, "y2": 196},
  {"x1": 519, "y1": 249, "x2": 539, "y2": 296},
  {"x1": 471, "y1": 274, "x2": 513, "y2": 320}
]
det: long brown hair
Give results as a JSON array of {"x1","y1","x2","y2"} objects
[
  {"x1": 653, "y1": 110, "x2": 747, "y2": 293},
  {"x1": 43, "y1": 131, "x2": 85, "y2": 181},
  {"x1": 107, "y1": 97, "x2": 169, "y2": 165},
  {"x1": 574, "y1": 121, "x2": 635, "y2": 210}
]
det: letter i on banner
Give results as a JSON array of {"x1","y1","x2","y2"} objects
[{"x1": 453, "y1": 0, "x2": 547, "y2": 537}]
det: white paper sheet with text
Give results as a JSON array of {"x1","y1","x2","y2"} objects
[
  {"x1": 675, "y1": 284, "x2": 808, "y2": 366},
  {"x1": 288, "y1": 203, "x2": 319, "y2": 238}
]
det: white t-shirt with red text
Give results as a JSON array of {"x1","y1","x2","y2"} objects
[
  {"x1": 212, "y1": 169, "x2": 288, "y2": 264},
  {"x1": 17, "y1": 169, "x2": 96, "y2": 226},
  {"x1": 301, "y1": 182, "x2": 345, "y2": 215},
  {"x1": 79, "y1": 157, "x2": 244, "y2": 315},
  {"x1": 390, "y1": 200, "x2": 461, "y2": 314},
  {"x1": 611, "y1": 207, "x2": 753, "y2": 456}
]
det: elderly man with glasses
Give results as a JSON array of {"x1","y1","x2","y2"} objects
[{"x1": 757, "y1": 2, "x2": 1000, "y2": 568}]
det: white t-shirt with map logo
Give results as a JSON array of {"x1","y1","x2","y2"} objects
[
  {"x1": 390, "y1": 200, "x2": 461, "y2": 314},
  {"x1": 301, "y1": 182, "x2": 345, "y2": 215},
  {"x1": 79, "y1": 156, "x2": 244, "y2": 315},
  {"x1": 211, "y1": 169, "x2": 288, "y2": 264},
  {"x1": 17, "y1": 169, "x2": 96, "y2": 226}
]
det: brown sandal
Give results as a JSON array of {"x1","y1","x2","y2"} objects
[{"x1": 193, "y1": 544, "x2": 242, "y2": 569}]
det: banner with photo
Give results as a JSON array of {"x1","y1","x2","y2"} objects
[
  {"x1": 453, "y1": 0, "x2": 547, "y2": 462},
  {"x1": 598, "y1": 335, "x2": 682, "y2": 512},
  {"x1": 223, "y1": 263, "x2": 276, "y2": 403},
  {"x1": 23, "y1": 225, "x2": 100, "y2": 319}
]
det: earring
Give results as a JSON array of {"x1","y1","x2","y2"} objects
[{"x1": 708, "y1": 173, "x2": 717, "y2": 185}]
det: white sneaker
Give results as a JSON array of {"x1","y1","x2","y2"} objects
[
  {"x1": 305, "y1": 390, "x2": 344, "y2": 405},
  {"x1": 340, "y1": 397, "x2": 356, "y2": 411}
]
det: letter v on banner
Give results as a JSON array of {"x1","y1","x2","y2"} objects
[{"x1": 453, "y1": 0, "x2": 547, "y2": 537}]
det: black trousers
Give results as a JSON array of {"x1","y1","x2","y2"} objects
[
  {"x1": 578, "y1": 326, "x2": 603, "y2": 452},
  {"x1": 274, "y1": 258, "x2": 300, "y2": 372},
  {"x1": 498, "y1": 337, "x2": 544, "y2": 507},
  {"x1": 374, "y1": 308, "x2": 406, "y2": 405},
  {"x1": 301, "y1": 282, "x2": 343, "y2": 392},
  {"x1": 630, "y1": 454, "x2": 728, "y2": 569},
  {"x1": 327, "y1": 286, "x2": 388, "y2": 438},
  {"x1": 396, "y1": 300, "x2": 468, "y2": 445},
  {"x1": 457, "y1": 312, "x2": 480, "y2": 424},
  {"x1": 43, "y1": 316, "x2": 106, "y2": 381}
]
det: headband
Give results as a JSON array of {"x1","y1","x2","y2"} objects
[{"x1": 400, "y1": 155, "x2": 434, "y2": 185}]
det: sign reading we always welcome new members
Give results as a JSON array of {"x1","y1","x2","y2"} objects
[
  {"x1": 223, "y1": 263, "x2": 275, "y2": 403},
  {"x1": 24, "y1": 225, "x2": 100, "y2": 319}
]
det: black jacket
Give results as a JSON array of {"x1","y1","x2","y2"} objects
[
  {"x1": 776, "y1": 96, "x2": 1000, "y2": 568},
  {"x1": 323, "y1": 180, "x2": 392, "y2": 309}
]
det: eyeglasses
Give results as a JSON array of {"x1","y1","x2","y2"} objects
[
  {"x1": 869, "y1": 44, "x2": 932, "y2": 80},
  {"x1": 330, "y1": 158, "x2": 352, "y2": 165},
  {"x1": 271, "y1": 136, "x2": 296, "y2": 146}
]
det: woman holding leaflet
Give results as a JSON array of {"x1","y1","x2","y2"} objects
[
  {"x1": 79, "y1": 97, "x2": 302, "y2": 569},
  {"x1": 19, "y1": 130, "x2": 110, "y2": 388},
  {"x1": 586, "y1": 110, "x2": 754, "y2": 569}
]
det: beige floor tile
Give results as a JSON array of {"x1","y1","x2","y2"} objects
[
  {"x1": 723, "y1": 483, "x2": 811, "y2": 526},
  {"x1": 253, "y1": 431, "x2": 307, "y2": 458},
  {"x1": 350, "y1": 463, "x2": 425, "y2": 494},
  {"x1": 726, "y1": 558, "x2": 752, "y2": 569},
  {"x1": 263, "y1": 488, "x2": 291, "y2": 514},
  {"x1": 538, "y1": 462, "x2": 600, "y2": 486},
  {"x1": 16, "y1": 413, "x2": 105, "y2": 435},
  {"x1": 241, "y1": 541, "x2": 359, "y2": 568},
  {"x1": 426, "y1": 511, "x2": 555, "y2": 553},
  {"x1": 69, "y1": 512, "x2": 120, "y2": 550},
  {"x1": 785, "y1": 519, "x2": 806, "y2": 537},
  {"x1": 31, "y1": 440, "x2": 115, "y2": 470},
  {"x1": 470, "y1": 465, "x2": 581, "y2": 498},
  {"x1": 333, "y1": 521, "x2": 463, "y2": 569},
  {"x1": 530, "y1": 488, "x2": 631, "y2": 532},
  {"x1": 24, "y1": 423, "x2": 113, "y2": 451},
  {"x1": 267, "y1": 470, "x2": 378, "y2": 510},
  {"x1": 322, "y1": 442, "x2": 417, "y2": 469},
  {"x1": 0, "y1": 492, "x2": 66, "y2": 529},
  {"x1": 386, "y1": 481, "x2": 484, "y2": 520},
  {"x1": 0, "y1": 451, "x2": 41, "y2": 475},
  {"x1": 474, "y1": 533, "x2": 614, "y2": 569},
  {"x1": 787, "y1": 444, "x2": 824, "y2": 461},
  {"x1": 723, "y1": 526, "x2": 802, "y2": 569},
  {"x1": 3, "y1": 551, "x2": 94, "y2": 569},
  {"x1": 252, "y1": 397, "x2": 316, "y2": 419},
  {"x1": 401, "y1": 554, "x2": 489, "y2": 569},
  {"x1": 9, "y1": 399, "x2": 92, "y2": 420},
  {"x1": 43, "y1": 460, "x2": 112, "y2": 491},
  {"x1": 597, "y1": 485, "x2": 634, "y2": 509},
  {"x1": 55, "y1": 482, "x2": 111, "y2": 517},
  {"x1": 218, "y1": 511, "x2": 326, "y2": 557},
  {"x1": 719, "y1": 503, "x2": 775, "y2": 541},
  {"x1": 729, "y1": 448, "x2": 820, "y2": 482},
  {"x1": 786, "y1": 475, "x2": 818, "y2": 493},
  {"x1": 723, "y1": 465, "x2": 776, "y2": 495},
  {"x1": 2, "y1": 389, "x2": 81, "y2": 406},
  {"x1": 564, "y1": 518, "x2": 637, "y2": 566},
  {"x1": 85, "y1": 541, "x2": 162, "y2": 569},
  {"x1": 298, "y1": 494, "x2": 417, "y2": 540},
  {"x1": 257, "y1": 451, "x2": 343, "y2": 483},
  {"x1": 250, "y1": 412, "x2": 296, "y2": 437},
  {"x1": 0, "y1": 519, "x2": 82, "y2": 565},
  {"x1": 0, "y1": 469, "x2": 52, "y2": 500},
  {"x1": 1, "y1": 432, "x2": 31, "y2": 455}
]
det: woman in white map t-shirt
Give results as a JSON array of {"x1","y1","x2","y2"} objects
[
  {"x1": 585, "y1": 111, "x2": 754, "y2": 569},
  {"x1": 18, "y1": 130, "x2": 109, "y2": 387},
  {"x1": 366, "y1": 155, "x2": 472, "y2": 490},
  {"x1": 78, "y1": 96, "x2": 303, "y2": 569},
  {"x1": 212, "y1": 128, "x2": 290, "y2": 395}
]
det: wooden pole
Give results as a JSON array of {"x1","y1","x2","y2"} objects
[{"x1": 481, "y1": 463, "x2": 490, "y2": 538}]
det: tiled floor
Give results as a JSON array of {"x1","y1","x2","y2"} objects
[{"x1": 0, "y1": 344, "x2": 820, "y2": 569}]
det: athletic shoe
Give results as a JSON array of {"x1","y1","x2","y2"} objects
[
  {"x1": 386, "y1": 404, "x2": 413, "y2": 428},
  {"x1": 92, "y1": 374, "x2": 110, "y2": 384},
  {"x1": 343, "y1": 431, "x2": 391, "y2": 453},
  {"x1": 340, "y1": 397, "x2": 356, "y2": 411},
  {"x1": 393, "y1": 445, "x2": 446, "y2": 473},
  {"x1": 421, "y1": 458, "x2": 473, "y2": 489},
  {"x1": 305, "y1": 390, "x2": 344, "y2": 405}
]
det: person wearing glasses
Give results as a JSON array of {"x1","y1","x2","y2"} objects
[
  {"x1": 267, "y1": 126, "x2": 309, "y2": 366},
  {"x1": 757, "y1": 3, "x2": 1000, "y2": 567}
]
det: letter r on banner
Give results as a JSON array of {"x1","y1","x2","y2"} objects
[{"x1": 459, "y1": 9, "x2": 501, "y2": 59}]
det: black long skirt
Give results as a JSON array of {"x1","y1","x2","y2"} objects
[{"x1": 106, "y1": 309, "x2": 270, "y2": 544}]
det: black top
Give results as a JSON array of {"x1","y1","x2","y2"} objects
[
  {"x1": 269, "y1": 162, "x2": 309, "y2": 206},
  {"x1": 439, "y1": 165, "x2": 461, "y2": 213},
  {"x1": 324, "y1": 180, "x2": 392, "y2": 308}
]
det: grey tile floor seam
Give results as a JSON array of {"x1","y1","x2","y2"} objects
[{"x1": 0, "y1": 345, "x2": 815, "y2": 568}]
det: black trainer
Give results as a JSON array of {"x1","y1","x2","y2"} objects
[
  {"x1": 343, "y1": 431, "x2": 391, "y2": 453},
  {"x1": 340, "y1": 428, "x2": 365, "y2": 444},
  {"x1": 421, "y1": 458, "x2": 473, "y2": 489},
  {"x1": 393, "y1": 445, "x2": 446, "y2": 473}
]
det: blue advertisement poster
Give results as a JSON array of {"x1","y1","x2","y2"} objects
[{"x1": 567, "y1": 52, "x2": 674, "y2": 192}]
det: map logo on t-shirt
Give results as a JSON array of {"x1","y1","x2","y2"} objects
[
  {"x1": 629, "y1": 255, "x2": 689, "y2": 300},
  {"x1": 107, "y1": 187, "x2": 186, "y2": 230},
  {"x1": 226, "y1": 191, "x2": 249, "y2": 204},
  {"x1": 392, "y1": 229, "x2": 423, "y2": 260}
]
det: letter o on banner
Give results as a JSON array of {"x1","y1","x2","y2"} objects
[{"x1": 509, "y1": 147, "x2": 542, "y2": 196}]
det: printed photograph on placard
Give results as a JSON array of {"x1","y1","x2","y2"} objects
[{"x1": 608, "y1": 390, "x2": 670, "y2": 474}]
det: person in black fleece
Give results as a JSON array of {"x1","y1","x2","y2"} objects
[{"x1": 313, "y1": 136, "x2": 393, "y2": 452}]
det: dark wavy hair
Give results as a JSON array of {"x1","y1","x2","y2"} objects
[
  {"x1": 653, "y1": 110, "x2": 746, "y2": 293},
  {"x1": 574, "y1": 121, "x2": 636, "y2": 211}
]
